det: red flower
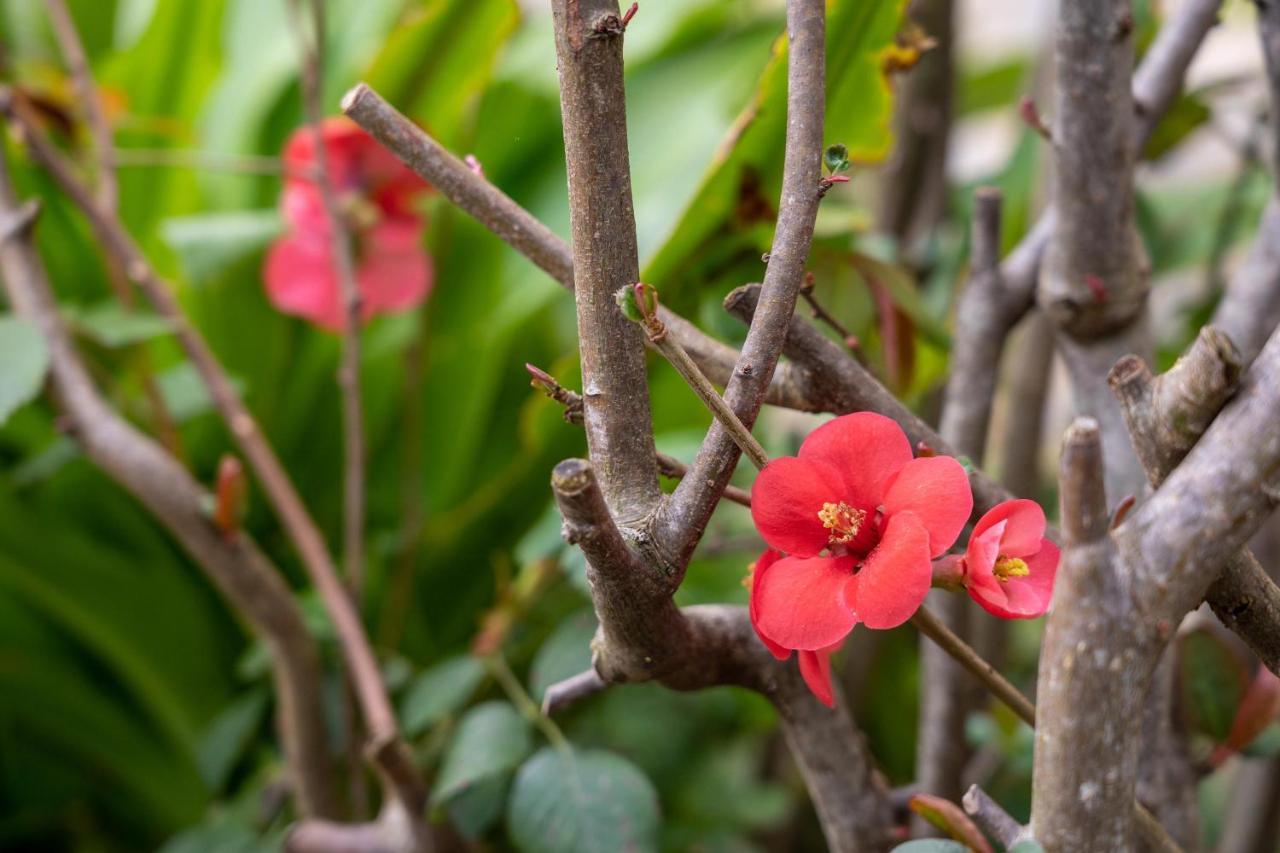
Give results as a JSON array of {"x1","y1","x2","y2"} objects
[
  {"x1": 750, "y1": 412, "x2": 972, "y2": 642},
  {"x1": 960, "y1": 499, "x2": 1059, "y2": 619},
  {"x1": 264, "y1": 117, "x2": 433, "y2": 330},
  {"x1": 748, "y1": 548, "x2": 843, "y2": 708}
]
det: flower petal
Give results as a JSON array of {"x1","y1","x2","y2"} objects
[
  {"x1": 751, "y1": 456, "x2": 848, "y2": 557},
  {"x1": 753, "y1": 555, "x2": 857, "y2": 651},
  {"x1": 263, "y1": 233, "x2": 343, "y2": 330},
  {"x1": 749, "y1": 549, "x2": 791, "y2": 660},
  {"x1": 358, "y1": 222, "x2": 433, "y2": 316},
  {"x1": 798, "y1": 641, "x2": 842, "y2": 708},
  {"x1": 882, "y1": 456, "x2": 973, "y2": 556},
  {"x1": 849, "y1": 512, "x2": 932, "y2": 629},
  {"x1": 972, "y1": 499, "x2": 1047, "y2": 556},
  {"x1": 999, "y1": 539, "x2": 1060, "y2": 618},
  {"x1": 798, "y1": 412, "x2": 912, "y2": 508}
]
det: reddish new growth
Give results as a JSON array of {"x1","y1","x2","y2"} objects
[
  {"x1": 747, "y1": 413, "x2": 972, "y2": 705},
  {"x1": 264, "y1": 117, "x2": 434, "y2": 330}
]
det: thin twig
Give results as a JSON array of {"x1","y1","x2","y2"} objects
[
  {"x1": 287, "y1": 0, "x2": 366, "y2": 596},
  {"x1": 910, "y1": 607, "x2": 1035, "y2": 726},
  {"x1": 655, "y1": 452, "x2": 751, "y2": 508},
  {"x1": 541, "y1": 668, "x2": 608, "y2": 715}
]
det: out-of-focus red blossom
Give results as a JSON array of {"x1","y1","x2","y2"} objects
[
  {"x1": 264, "y1": 117, "x2": 433, "y2": 330},
  {"x1": 748, "y1": 548, "x2": 843, "y2": 707},
  {"x1": 959, "y1": 499, "x2": 1060, "y2": 619},
  {"x1": 747, "y1": 412, "x2": 972, "y2": 707}
]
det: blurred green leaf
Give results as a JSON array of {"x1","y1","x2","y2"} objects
[
  {"x1": 195, "y1": 689, "x2": 269, "y2": 792},
  {"x1": 1009, "y1": 842, "x2": 1045, "y2": 853},
  {"x1": 959, "y1": 58, "x2": 1031, "y2": 116},
  {"x1": 1142, "y1": 92, "x2": 1211, "y2": 161},
  {"x1": 447, "y1": 773, "x2": 510, "y2": 840},
  {"x1": 400, "y1": 654, "x2": 487, "y2": 736},
  {"x1": 1179, "y1": 627, "x2": 1249, "y2": 742},
  {"x1": 1241, "y1": 722, "x2": 1280, "y2": 759},
  {"x1": 889, "y1": 842, "x2": 970, "y2": 853},
  {"x1": 63, "y1": 301, "x2": 173, "y2": 347},
  {"x1": 433, "y1": 701, "x2": 532, "y2": 804},
  {"x1": 529, "y1": 609, "x2": 596, "y2": 702},
  {"x1": 161, "y1": 210, "x2": 281, "y2": 285},
  {"x1": 508, "y1": 746, "x2": 660, "y2": 853},
  {"x1": 0, "y1": 315, "x2": 50, "y2": 426}
]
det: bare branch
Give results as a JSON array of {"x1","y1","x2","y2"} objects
[
  {"x1": 341, "y1": 85, "x2": 814, "y2": 413},
  {"x1": 962, "y1": 785, "x2": 1027, "y2": 850},
  {"x1": 549, "y1": 0, "x2": 659, "y2": 521},
  {"x1": 42, "y1": 0, "x2": 117, "y2": 210},
  {"x1": 657, "y1": 0, "x2": 826, "y2": 563},
  {"x1": 286, "y1": 0, "x2": 367, "y2": 594},
  {"x1": 1131, "y1": 0, "x2": 1223, "y2": 142},
  {"x1": 541, "y1": 668, "x2": 607, "y2": 715},
  {"x1": 1213, "y1": 198, "x2": 1280, "y2": 366},
  {"x1": 0, "y1": 94, "x2": 422, "y2": 809},
  {"x1": 0, "y1": 157, "x2": 337, "y2": 819}
]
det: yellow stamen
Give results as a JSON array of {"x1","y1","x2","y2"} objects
[
  {"x1": 993, "y1": 555, "x2": 1030, "y2": 582},
  {"x1": 818, "y1": 501, "x2": 866, "y2": 544}
]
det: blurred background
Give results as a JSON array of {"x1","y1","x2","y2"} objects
[{"x1": 0, "y1": 0, "x2": 1275, "y2": 850}]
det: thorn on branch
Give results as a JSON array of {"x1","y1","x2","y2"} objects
[{"x1": 1018, "y1": 95, "x2": 1054, "y2": 143}]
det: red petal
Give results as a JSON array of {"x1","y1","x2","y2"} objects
[
  {"x1": 798, "y1": 412, "x2": 912, "y2": 508},
  {"x1": 263, "y1": 233, "x2": 343, "y2": 330},
  {"x1": 750, "y1": 549, "x2": 791, "y2": 660},
  {"x1": 358, "y1": 222, "x2": 433, "y2": 316},
  {"x1": 999, "y1": 539, "x2": 1060, "y2": 618},
  {"x1": 972, "y1": 499, "x2": 1046, "y2": 556},
  {"x1": 798, "y1": 642, "x2": 841, "y2": 708},
  {"x1": 882, "y1": 456, "x2": 973, "y2": 556},
  {"x1": 751, "y1": 456, "x2": 847, "y2": 558},
  {"x1": 753, "y1": 555, "x2": 857, "y2": 651},
  {"x1": 850, "y1": 512, "x2": 932, "y2": 629}
]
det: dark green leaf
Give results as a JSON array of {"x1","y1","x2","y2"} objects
[
  {"x1": 1179, "y1": 627, "x2": 1249, "y2": 742},
  {"x1": 195, "y1": 689, "x2": 269, "y2": 792},
  {"x1": 400, "y1": 654, "x2": 486, "y2": 736},
  {"x1": 529, "y1": 610, "x2": 597, "y2": 702},
  {"x1": 433, "y1": 701, "x2": 531, "y2": 804},
  {"x1": 447, "y1": 773, "x2": 510, "y2": 839},
  {"x1": 889, "y1": 841, "x2": 970, "y2": 852},
  {"x1": 507, "y1": 746, "x2": 660, "y2": 853}
]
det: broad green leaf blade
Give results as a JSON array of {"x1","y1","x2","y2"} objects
[
  {"x1": 161, "y1": 210, "x2": 282, "y2": 286},
  {"x1": 0, "y1": 315, "x2": 50, "y2": 426},
  {"x1": 643, "y1": 0, "x2": 906, "y2": 304},
  {"x1": 434, "y1": 701, "x2": 532, "y2": 804},
  {"x1": 195, "y1": 689, "x2": 269, "y2": 792},
  {"x1": 400, "y1": 654, "x2": 487, "y2": 736},
  {"x1": 63, "y1": 301, "x2": 174, "y2": 347},
  {"x1": 889, "y1": 842, "x2": 970, "y2": 853},
  {"x1": 507, "y1": 746, "x2": 660, "y2": 853}
]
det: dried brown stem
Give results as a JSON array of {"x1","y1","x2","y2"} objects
[
  {"x1": 0, "y1": 159, "x2": 337, "y2": 819},
  {"x1": 0, "y1": 94, "x2": 421, "y2": 808},
  {"x1": 287, "y1": 0, "x2": 367, "y2": 595},
  {"x1": 656, "y1": 0, "x2": 826, "y2": 564}
]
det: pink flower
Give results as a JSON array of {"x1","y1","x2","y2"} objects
[
  {"x1": 264, "y1": 118, "x2": 433, "y2": 330},
  {"x1": 749, "y1": 412, "x2": 973, "y2": 644},
  {"x1": 960, "y1": 499, "x2": 1060, "y2": 619}
]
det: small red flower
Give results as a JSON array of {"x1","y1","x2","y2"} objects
[
  {"x1": 264, "y1": 117, "x2": 433, "y2": 330},
  {"x1": 960, "y1": 499, "x2": 1060, "y2": 619},
  {"x1": 750, "y1": 412, "x2": 972, "y2": 645}
]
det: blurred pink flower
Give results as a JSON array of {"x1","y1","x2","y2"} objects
[{"x1": 264, "y1": 117, "x2": 432, "y2": 330}]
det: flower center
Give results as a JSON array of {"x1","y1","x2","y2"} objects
[
  {"x1": 993, "y1": 555, "x2": 1030, "y2": 582},
  {"x1": 818, "y1": 501, "x2": 867, "y2": 545}
]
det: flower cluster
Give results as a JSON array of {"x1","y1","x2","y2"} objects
[
  {"x1": 264, "y1": 118, "x2": 433, "y2": 330},
  {"x1": 747, "y1": 412, "x2": 1059, "y2": 706}
]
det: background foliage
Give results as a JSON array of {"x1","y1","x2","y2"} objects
[{"x1": 0, "y1": 0, "x2": 1271, "y2": 850}]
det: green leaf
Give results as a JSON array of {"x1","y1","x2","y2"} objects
[
  {"x1": 1242, "y1": 722, "x2": 1280, "y2": 759},
  {"x1": 195, "y1": 689, "x2": 269, "y2": 792},
  {"x1": 0, "y1": 315, "x2": 50, "y2": 426},
  {"x1": 909, "y1": 793, "x2": 993, "y2": 853},
  {"x1": 1142, "y1": 92, "x2": 1211, "y2": 161},
  {"x1": 1009, "y1": 842, "x2": 1046, "y2": 853},
  {"x1": 529, "y1": 610, "x2": 597, "y2": 702},
  {"x1": 64, "y1": 301, "x2": 174, "y2": 347},
  {"x1": 433, "y1": 701, "x2": 532, "y2": 804},
  {"x1": 507, "y1": 746, "x2": 660, "y2": 853},
  {"x1": 400, "y1": 654, "x2": 486, "y2": 736},
  {"x1": 1179, "y1": 627, "x2": 1249, "y2": 742},
  {"x1": 889, "y1": 842, "x2": 970, "y2": 853},
  {"x1": 447, "y1": 773, "x2": 510, "y2": 839}
]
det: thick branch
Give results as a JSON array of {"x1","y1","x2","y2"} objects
[
  {"x1": 656, "y1": 0, "x2": 826, "y2": 564},
  {"x1": 549, "y1": 0, "x2": 659, "y2": 522},
  {"x1": 1, "y1": 96, "x2": 421, "y2": 809},
  {"x1": 1033, "y1": 418, "x2": 1144, "y2": 851},
  {"x1": 340, "y1": 84, "x2": 815, "y2": 413},
  {"x1": 0, "y1": 163, "x2": 337, "y2": 819}
]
